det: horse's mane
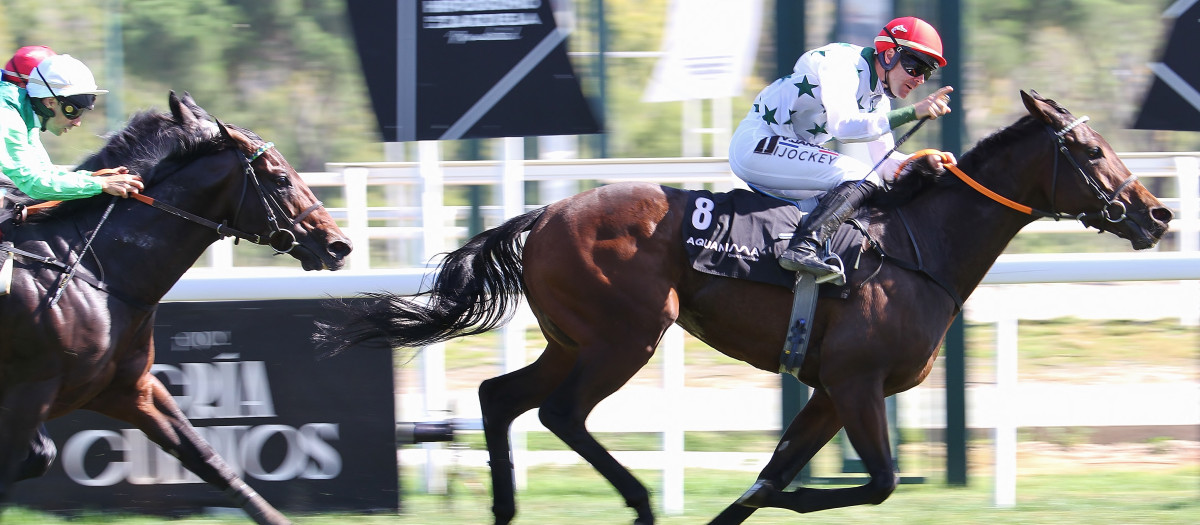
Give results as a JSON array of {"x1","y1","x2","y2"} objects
[
  {"x1": 870, "y1": 115, "x2": 1042, "y2": 208},
  {"x1": 13, "y1": 108, "x2": 229, "y2": 222}
]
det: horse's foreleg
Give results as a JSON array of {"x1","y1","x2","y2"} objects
[
  {"x1": 758, "y1": 382, "x2": 898, "y2": 513},
  {"x1": 0, "y1": 378, "x2": 58, "y2": 501},
  {"x1": 478, "y1": 346, "x2": 574, "y2": 525},
  {"x1": 89, "y1": 374, "x2": 290, "y2": 525},
  {"x1": 709, "y1": 388, "x2": 843, "y2": 525},
  {"x1": 15, "y1": 424, "x2": 57, "y2": 481}
]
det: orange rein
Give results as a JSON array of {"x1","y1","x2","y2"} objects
[
  {"x1": 19, "y1": 195, "x2": 154, "y2": 221},
  {"x1": 897, "y1": 148, "x2": 1035, "y2": 216}
]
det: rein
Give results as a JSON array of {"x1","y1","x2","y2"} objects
[
  {"x1": 129, "y1": 141, "x2": 322, "y2": 254},
  {"x1": 906, "y1": 116, "x2": 1137, "y2": 225},
  {"x1": 30, "y1": 140, "x2": 322, "y2": 308},
  {"x1": 866, "y1": 115, "x2": 1138, "y2": 310}
]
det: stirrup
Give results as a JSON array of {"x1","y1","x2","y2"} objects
[{"x1": 810, "y1": 254, "x2": 846, "y2": 286}]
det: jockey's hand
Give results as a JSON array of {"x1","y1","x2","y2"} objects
[
  {"x1": 927, "y1": 151, "x2": 958, "y2": 171},
  {"x1": 94, "y1": 166, "x2": 144, "y2": 198},
  {"x1": 913, "y1": 86, "x2": 954, "y2": 120}
]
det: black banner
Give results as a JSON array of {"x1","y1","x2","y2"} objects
[
  {"x1": 347, "y1": 0, "x2": 601, "y2": 141},
  {"x1": 10, "y1": 300, "x2": 398, "y2": 516},
  {"x1": 1133, "y1": 1, "x2": 1200, "y2": 131}
]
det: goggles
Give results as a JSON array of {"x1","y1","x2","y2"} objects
[
  {"x1": 897, "y1": 49, "x2": 937, "y2": 80},
  {"x1": 56, "y1": 93, "x2": 95, "y2": 119}
]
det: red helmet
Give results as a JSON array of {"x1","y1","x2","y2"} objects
[
  {"x1": 874, "y1": 17, "x2": 946, "y2": 68},
  {"x1": 3, "y1": 45, "x2": 57, "y2": 87}
]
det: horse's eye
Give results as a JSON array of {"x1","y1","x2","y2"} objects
[
  {"x1": 1087, "y1": 146, "x2": 1103, "y2": 159},
  {"x1": 271, "y1": 172, "x2": 290, "y2": 186}
]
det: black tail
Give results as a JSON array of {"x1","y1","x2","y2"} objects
[{"x1": 314, "y1": 207, "x2": 546, "y2": 357}]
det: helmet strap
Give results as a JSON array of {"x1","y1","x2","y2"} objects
[
  {"x1": 877, "y1": 50, "x2": 900, "y2": 99},
  {"x1": 878, "y1": 25, "x2": 909, "y2": 99},
  {"x1": 29, "y1": 96, "x2": 54, "y2": 130}
]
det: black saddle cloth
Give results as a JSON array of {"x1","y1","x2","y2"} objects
[{"x1": 682, "y1": 188, "x2": 868, "y2": 291}]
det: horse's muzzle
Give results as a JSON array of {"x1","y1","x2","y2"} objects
[
  {"x1": 1132, "y1": 205, "x2": 1173, "y2": 250},
  {"x1": 325, "y1": 238, "x2": 353, "y2": 269}
]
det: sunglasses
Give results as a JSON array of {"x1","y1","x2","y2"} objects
[
  {"x1": 56, "y1": 93, "x2": 95, "y2": 119},
  {"x1": 897, "y1": 50, "x2": 937, "y2": 80}
]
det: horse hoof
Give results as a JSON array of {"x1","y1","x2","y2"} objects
[{"x1": 734, "y1": 479, "x2": 775, "y2": 508}]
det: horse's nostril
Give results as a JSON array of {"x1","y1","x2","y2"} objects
[
  {"x1": 1151, "y1": 206, "x2": 1174, "y2": 224},
  {"x1": 329, "y1": 239, "x2": 353, "y2": 258}
]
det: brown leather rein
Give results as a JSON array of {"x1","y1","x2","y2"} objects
[{"x1": 901, "y1": 116, "x2": 1138, "y2": 225}]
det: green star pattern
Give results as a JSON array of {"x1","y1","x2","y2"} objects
[
  {"x1": 794, "y1": 76, "x2": 818, "y2": 98},
  {"x1": 806, "y1": 122, "x2": 827, "y2": 136},
  {"x1": 761, "y1": 106, "x2": 779, "y2": 125}
]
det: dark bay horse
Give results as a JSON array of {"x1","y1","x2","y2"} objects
[
  {"x1": 0, "y1": 92, "x2": 351, "y2": 525},
  {"x1": 316, "y1": 91, "x2": 1171, "y2": 524}
]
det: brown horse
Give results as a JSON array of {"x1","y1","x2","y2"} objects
[
  {"x1": 316, "y1": 91, "x2": 1171, "y2": 524},
  {"x1": 0, "y1": 92, "x2": 351, "y2": 524}
]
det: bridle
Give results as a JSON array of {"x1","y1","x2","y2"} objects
[
  {"x1": 932, "y1": 115, "x2": 1138, "y2": 226},
  {"x1": 130, "y1": 140, "x2": 324, "y2": 254},
  {"x1": 1044, "y1": 117, "x2": 1135, "y2": 224}
]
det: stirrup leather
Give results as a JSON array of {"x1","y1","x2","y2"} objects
[{"x1": 0, "y1": 244, "x2": 12, "y2": 296}]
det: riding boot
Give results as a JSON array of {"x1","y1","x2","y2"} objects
[{"x1": 779, "y1": 180, "x2": 879, "y2": 282}]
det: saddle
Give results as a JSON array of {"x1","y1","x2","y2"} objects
[
  {"x1": 682, "y1": 188, "x2": 872, "y2": 294},
  {"x1": 682, "y1": 188, "x2": 875, "y2": 378}
]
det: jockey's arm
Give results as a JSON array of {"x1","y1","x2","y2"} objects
[{"x1": 0, "y1": 112, "x2": 104, "y2": 200}]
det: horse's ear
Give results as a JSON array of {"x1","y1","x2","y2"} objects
[
  {"x1": 214, "y1": 117, "x2": 234, "y2": 143},
  {"x1": 1021, "y1": 90, "x2": 1056, "y2": 127},
  {"x1": 180, "y1": 91, "x2": 212, "y2": 122},
  {"x1": 169, "y1": 90, "x2": 199, "y2": 127}
]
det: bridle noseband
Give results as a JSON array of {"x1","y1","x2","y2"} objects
[
  {"x1": 1046, "y1": 117, "x2": 1135, "y2": 224},
  {"x1": 238, "y1": 142, "x2": 324, "y2": 254},
  {"x1": 938, "y1": 115, "x2": 1138, "y2": 227},
  {"x1": 130, "y1": 141, "x2": 323, "y2": 254}
]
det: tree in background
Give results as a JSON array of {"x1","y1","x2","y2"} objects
[
  {"x1": 0, "y1": 0, "x2": 382, "y2": 171},
  {"x1": 0, "y1": 0, "x2": 1194, "y2": 169}
]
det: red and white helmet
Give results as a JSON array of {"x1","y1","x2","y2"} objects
[
  {"x1": 874, "y1": 17, "x2": 946, "y2": 68},
  {"x1": 3, "y1": 45, "x2": 57, "y2": 87}
]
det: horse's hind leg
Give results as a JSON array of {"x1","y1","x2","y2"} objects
[
  {"x1": 479, "y1": 343, "x2": 575, "y2": 525},
  {"x1": 87, "y1": 373, "x2": 290, "y2": 525},
  {"x1": 537, "y1": 345, "x2": 658, "y2": 525}
]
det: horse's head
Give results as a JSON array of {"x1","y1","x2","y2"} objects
[
  {"x1": 1020, "y1": 90, "x2": 1173, "y2": 249},
  {"x1": 120, "y1": 92, "x2": 351, "y2": 271},
  {"x1": 207, "y1": 117, "x2": 352, "y2": 271}
]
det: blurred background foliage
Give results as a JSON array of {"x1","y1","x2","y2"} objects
[
  {"x1": 0, "y1": 0, "x2": 381, "y2": 171},
  {"x1": 0, "y1": 0, "x2": 1193, "y2": 171}
]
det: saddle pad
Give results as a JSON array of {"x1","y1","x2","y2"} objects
[{"x1": 683, "y1": 188, "x2": 868, "y2": 291}]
